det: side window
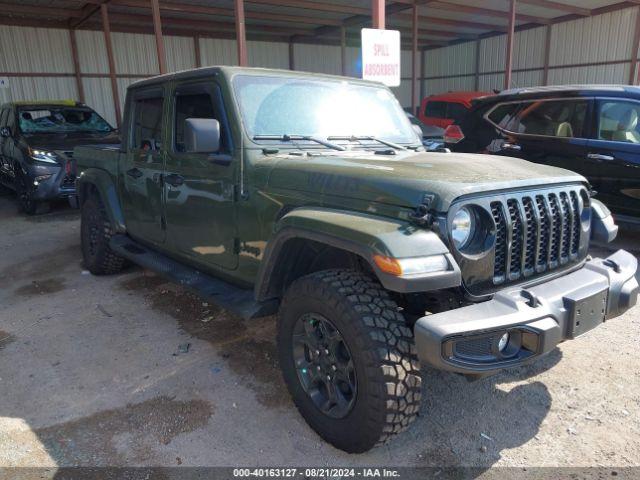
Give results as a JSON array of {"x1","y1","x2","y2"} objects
[
  {"x1": 597, "y1": 100, "x2": 640, "y2": 144},
  {"x1": 488, "y1": 100, "x2": 588, "y2": 138},
  {"x1": 172, "y1": 84, "x2": 229, "y2": 154},
  {"x1": 447, "y1": 103, "x2": 468, "y2": 123},
  {"x1": 424, "y1": 101, "x2": 446, "y2": 118},
  {"x1": 132, "y1": 95, "x2": 164, "y2": 151}
]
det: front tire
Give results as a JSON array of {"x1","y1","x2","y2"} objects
[
  {"x1": 277, "y1": 269, "x2": 422, "y2": 453},
  {"x1": 16, "y1": 172, "x2": 49, "y2": 215},
  {"x1": 81, "y1": 193, "x2": 127, "y2": 275}
]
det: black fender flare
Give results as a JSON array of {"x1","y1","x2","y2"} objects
[
  {"x1": 255, "y1": 207, "x2": 461, "y2": 301},
  {"x1": 77, "y1": 168, "x2": 126, "y2": 234}
]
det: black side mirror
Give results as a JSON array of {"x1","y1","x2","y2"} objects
[
  {"x1": 0, "y1": 126, "x2": 11, "y2": 138},
  {"x1": 185, "y1": 118, "x2": 220, "y2": 153}
]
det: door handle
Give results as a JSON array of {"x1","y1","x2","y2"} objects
[
  {"x1": 164, "y1": 173, "x2": 184, "y2": 187},
  {"x1": 587, "y1": 153, "x2": 615, "y2": 161},
  {"x1": 126, "y1": 167, "x2": 143, "y2": 179},
  {"x1": 502, "y1": 142, "x2": 522, "y2": 152}
]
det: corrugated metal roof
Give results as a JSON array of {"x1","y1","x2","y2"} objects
[{"x1": 0, "y1": 0, "x2": 635, "y2": 49}]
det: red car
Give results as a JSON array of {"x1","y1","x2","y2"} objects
[{"x1": 419, "y1": 91, "x2": 492, "y2": 128}]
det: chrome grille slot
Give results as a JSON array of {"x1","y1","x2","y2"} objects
[{"x1": 491, "y1": 187, "x2": 586, "y2": 286}]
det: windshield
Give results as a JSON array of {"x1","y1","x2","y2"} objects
[
  {"x1": 232, "y1": 75, "x2": 419, "y2": 145},
  {"x1": 18, "y1": 107, "x2": 113, "y2": 134}
]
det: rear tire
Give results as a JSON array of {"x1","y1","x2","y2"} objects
[
  {"x1": 277, "y1": 269, "x2": 422, "y2": 453},
  {"x1": 81, "y1": 193, "x2": 127, "y2": 275}
]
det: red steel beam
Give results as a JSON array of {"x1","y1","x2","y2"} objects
[
  {"x1": 372, "y1": 0, "x2": 385, "y2": 29},
  {"x1": 68, "y1": 28, "x2": 86, "y2": 103},
  {"x1": 630, "y1": 7, "x2": 640, "y2": 85},
  {"x1": 542, "y1": 24, "x2": 552, "y2": 85},
  {"x1": 194, "y1": 35, "x2": 201, "y2": 68},
  {"x1": 504, "y1": 0, "x2": 517, "y2": 89},
  {"x1": 100, "y1": 4, "x2": 122, "y2": 127},
  {"x1": 235, "y1": 0, "x2": 248, "y2": 66},
  {"x1": 150, "y1": 0, "x2": 167, "y2": 74}
]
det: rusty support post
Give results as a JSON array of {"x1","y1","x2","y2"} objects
[
  {"x1": 341, "y1": 27, "x2": 347, "y2": 76},
  {"x1": 419, "y1": 48, "x2": 426, "y2": 102},
  {"x1": 504, "y1": 0, "x2": 516, "y2": 90},
  {"x1": 542, "y1": 24, "x2": 552, "y2": 85},
  {"x1": 411, "y1": 4, "x2": 418, "y2": 114},
  {"x1": 69, "y1": 29, "x2": 85, "y2": 103},
  {"x1": 372, "y1": 0, "x2": 385, "y2": 30},
  {"x1": 100, "y1": 4, "x2": 121, "y2": 128},
  {"x1": 150, "y1": 0, "x2": 167, "y2": 74},
  {"x1": 630, "y1": 7, "x2": 640, "y2": 85},
  {"x1": 235, "y1": 0, "x2": 248, "y2": 66},
  {"x1": 194, "y1": 35, "x2": 201, "y2": 67}
]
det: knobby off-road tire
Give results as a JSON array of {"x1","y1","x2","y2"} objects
[
  {"x1": 277, "y1": 269, "x2": 422, "y2": 453},
  {"x1": 81, "y1": 193, "x2": 127, "y2": 275}
]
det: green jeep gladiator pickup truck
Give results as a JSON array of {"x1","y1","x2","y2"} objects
[{"x1": 75, "y1": 67, "x2": 638, "y2": 453}]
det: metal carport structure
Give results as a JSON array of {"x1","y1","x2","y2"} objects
[{"x1": 1, "y1": 0, "x2": 639, "y2": 125}]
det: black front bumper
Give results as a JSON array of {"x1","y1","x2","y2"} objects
[{"x1": 414, "y1": 250, "x2": 638, "y2": 374}]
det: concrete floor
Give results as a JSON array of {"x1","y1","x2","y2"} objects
[{"x1": 0, "y1": 192, "x2": 639, "y2": 469}]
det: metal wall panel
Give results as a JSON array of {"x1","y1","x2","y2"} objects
[
  {"x1": 77, "y1": 30, "x2": 109, "y2": 74},
  {"x1": 549, "y1": 63, "x2": 629, "y2": 85},
  {"x1": 423, "y1": 76, "x2": 475, "y2": 97},
  {"x1": 390, "y1": 82, "x2": 412, "y2": 109},
  {"x1": 0, "y1": 76, "x2": 77, "y2": 105},
  {"x1": 199, "y1": 38, "x2": 237, "y2": 67},
  {"x1": 112, "y1": 32, "x2": 160, "y2": 75},
  {"x1": 82, "y1": 77, "x2": 116, "y2": 126},
  {"x1": 248, "y1": 41, "x2": 289, "y2": 69},
  {"x1": 551, "y1": 6, "x2": 637, "y2": 66},
  {"x1": 344, "y1": 46, "x2": 361, "y2": 77},
  {"x1": 0, "y1": 26, "x2": 73, "y2": 73},
  {"x1": 166, "y1": 35, "x2": 196, "y2": 72},
  {"x1": 293, "y1": 44, "x2": 341, "y2": 75},
  {"x1": 425, "y1": 42, "x2": 476, "y2": 77}
]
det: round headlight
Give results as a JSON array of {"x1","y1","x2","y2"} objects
[{"x1": 451, "y1": 207, "x2": 474, "y2": 249}]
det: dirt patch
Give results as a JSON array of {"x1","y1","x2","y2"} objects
[
  {"x1": 119, "y1": 273, "x2": 290, "y2": 408},
  {"x1": 0, "y1": 330, "x2": 16, "y2": 351},
  {"x1": 36, "y1": 396, "x2": 213, "y2": 466},
  {"x1": 24, "y1": 209, "x2": 79, "y2": 224},
  {"x1": 0, "y1": 244, "x2": 81, "y2": 287},
  {"x1": 14, "y1": 278, "x2": 66, "y2": 297}
]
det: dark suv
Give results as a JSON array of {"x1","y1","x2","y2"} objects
[
  {"x1": 0, "y1": 101, "x2": 118, "y2": 214},
  {"x1": 445, "y1": 85, "x2": 640, "y2": 224}
]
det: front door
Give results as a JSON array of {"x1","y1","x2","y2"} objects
[
  {"x1": 163, "y1": 80, "x2": 238, "y2": 270},
  {"x1": 120, "y1": 87, "x2": 167, "y2": 246},
  {"x1": 487, "y1": 98, "x2": 592, "y2": 173},
  {"x1": 584, "y1": 98, "x2": 640, "y2": 218}
]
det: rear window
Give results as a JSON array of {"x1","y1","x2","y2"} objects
[{"x1": 424, "y1": 101, "x2": 446, "y2": 118}]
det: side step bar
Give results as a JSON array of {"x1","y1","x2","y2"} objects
[{"x1": 110, "y1": 235, "x2": 278, "y2": 320}]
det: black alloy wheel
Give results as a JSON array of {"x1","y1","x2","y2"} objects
[{"x1": 292, "y1": 312, "x2": 357, "y2": 419}]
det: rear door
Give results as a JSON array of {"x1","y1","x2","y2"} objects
[
  {"x1": 584, "y1": 98, "x2": 640, "y2": 218},
  {"x1": 120, "y1": 86, "x2": 167, "y2": 246},
  {"x1": 163, "y1": 79, "x2": 238, "y2": 270},
  {"x1": 485, "y1": 98, "x2": 592, "y2": 173}
]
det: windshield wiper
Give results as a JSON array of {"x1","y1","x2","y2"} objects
[
  {"x1": 327, "y1": 135, "x2": 407, "y2": 151},
  {"x1": 253, "y1": 134, "x2": 346, "y2": 151}
]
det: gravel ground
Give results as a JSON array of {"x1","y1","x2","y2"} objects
[{"x1": 0, "y1": 193, "x2": 638, "y2": 471}]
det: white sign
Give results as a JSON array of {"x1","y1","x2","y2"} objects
[
  {"x1": 0, "y1": 77, "x2": 8, "y2": 89},
  {"x1": 361, "y1": 28, "x2": 401, "y2": 87}
]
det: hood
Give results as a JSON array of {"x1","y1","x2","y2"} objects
[
  {"x1": 264, "y1": 150, "x2": 587, "y2": 212},
  {"x1": 24, "y1": 132, "x2": 120, "y2": 153}
]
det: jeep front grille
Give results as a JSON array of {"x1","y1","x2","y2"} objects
[{"x1": 490, "y1": 188, "x2": 587, "y2": 285}]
